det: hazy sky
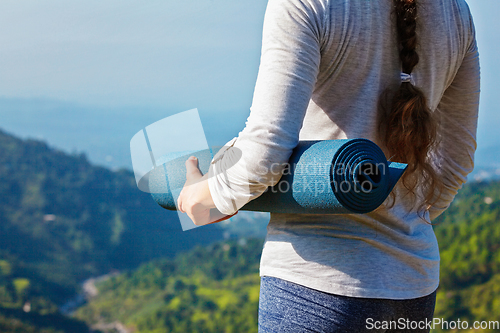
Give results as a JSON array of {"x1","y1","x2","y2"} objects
[
  {"x1": 0, "y1": 0, "x2": 498, "y2": 153},
  {"x1": 0, "y1": 0, "x2": 267, "y2": 111}
]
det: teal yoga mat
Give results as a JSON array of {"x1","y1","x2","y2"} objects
[{"x1": 149, "y1": 139, "x2": 407, "y2": 214}]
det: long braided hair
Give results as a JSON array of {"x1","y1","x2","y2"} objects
[{"x1": 379, "y1": 0, "x2": 443, "y2": 215}]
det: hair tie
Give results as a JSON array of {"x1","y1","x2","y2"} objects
[{"x1": 400, "y1": 72, "x2": 414, "y2": 84}]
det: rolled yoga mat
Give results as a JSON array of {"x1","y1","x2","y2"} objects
[{"x1": 149, "y1": 139, "x2": 407, "y2": 214}]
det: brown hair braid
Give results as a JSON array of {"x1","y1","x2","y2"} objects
[{"x1": 379, "y1": 0, "x2": 442, "y2": 215}]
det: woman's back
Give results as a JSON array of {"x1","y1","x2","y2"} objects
[
  {"x1": 233, "y1": 0, "x2": 480, "y2": 299},
  {"x1": 176, "y1": 0, "x2": 480, "y2": 330},
  {"x1": 300, "y1": 0, "x2": 477, "y2": 143}
]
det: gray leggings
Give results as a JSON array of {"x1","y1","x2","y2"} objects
[{"x1": 258, "y1": 276, "x2": 436, "y2": 333}]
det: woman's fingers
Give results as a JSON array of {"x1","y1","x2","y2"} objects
[
  {"x1": 178, "y1": 156, "x2": 229, "y2": 226},
  {"x1": 177, "y1": 197, "x2": 184, "y2": 213},
  {"x1": 185, "y1": 156, "x2": 202, "y2": 182},
  {"x1": 177, "y1": 156, "x2": 204, "y2": 218}
]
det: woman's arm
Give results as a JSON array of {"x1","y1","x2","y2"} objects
[
  {"x1": 178, "y1": 0, "x2": 326, "y2": 225},
  {"x1": 207, "y1": 0, "x2": 325, "y2": 217},
  {"x1": 428, "y1": 21, "x2": 480, "y2": 220}
]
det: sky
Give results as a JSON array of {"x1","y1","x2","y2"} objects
[
  {"x1": 0, "y1": 0, "x2": 498, "y2": 168},
  {"x1": 0, "y1": 0, "x2": 267, "y2": 111}
]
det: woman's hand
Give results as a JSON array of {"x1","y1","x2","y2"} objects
[{"x1": 177, "y1": 156, "x2": 235, "y2": 226}]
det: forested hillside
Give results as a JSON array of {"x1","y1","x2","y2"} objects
[
  {"x1": 75, "y1": 239, "x2": 264, "y2": 332},
  {"x1": 76, "y1": 180, "x2": 500, "y2": 333},
  {"x1": 0, "y1": 129, "x2": 226, "y2": 331},
  {"x1": 432, "y1": 180, "x2": 500, "y2": 332},
  {"x1": 1, "y1": 128, "x2": 499, "y2": 332}
]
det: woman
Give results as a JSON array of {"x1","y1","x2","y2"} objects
[{"x1": 178, "y1": 0, "x2": 480, "y2": 331}]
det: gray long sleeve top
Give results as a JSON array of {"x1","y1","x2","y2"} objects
[{"x1": 208, "y1": 0, "x2": 480, "y2": 299}]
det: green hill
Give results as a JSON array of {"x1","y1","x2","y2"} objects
[
  {"x1": 432, "y1": 180, "x2": 500, "y2": 332},
  {"x1": 0, "y1": 129, "x2": 226, "y2": 331},
  {"x1": 75, "y1": 238, "x2": 263, "y2": 333},
  {"x1": 75, "y1": 180, "x2": 500, "y2": 333},
  {"x1": 2, "y1": 127, "x2": 499, "y2": 332}
]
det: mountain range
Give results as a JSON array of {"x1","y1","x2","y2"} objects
[{"x1": 1, "y1": 127, "x2": 499, "y2": 332}]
